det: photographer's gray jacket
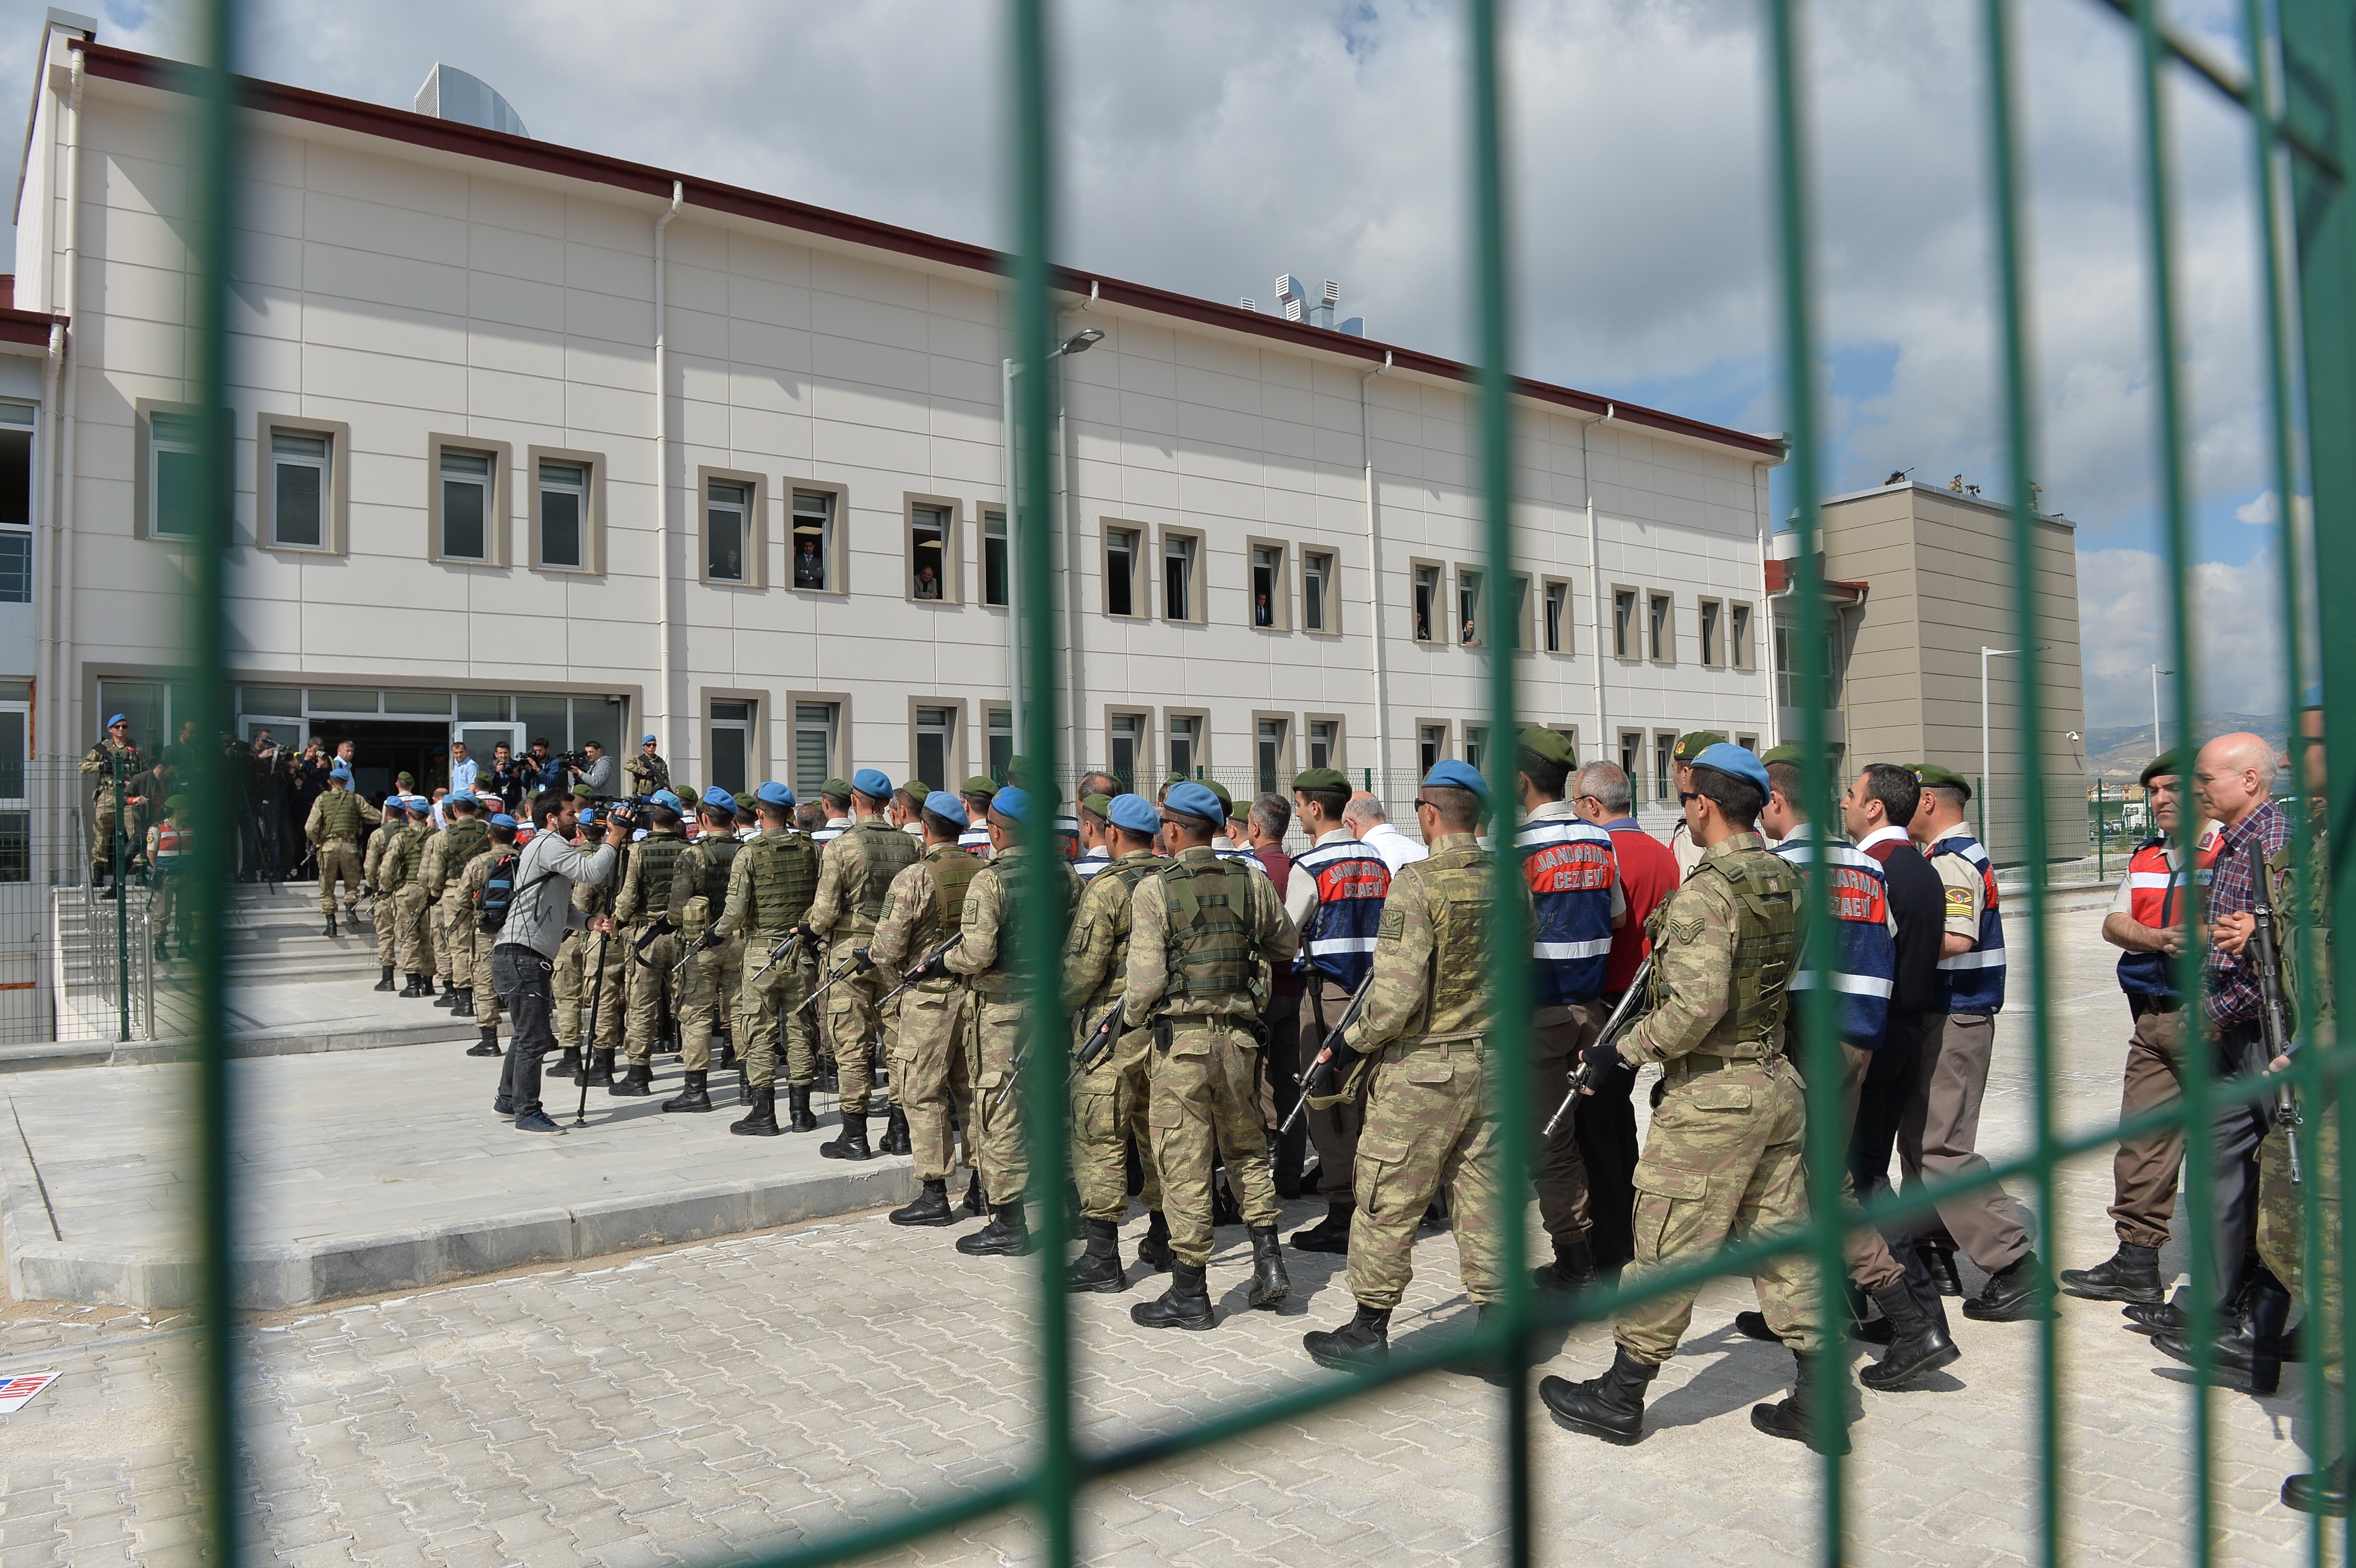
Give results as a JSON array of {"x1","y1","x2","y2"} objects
[{"x1": 500, "y1": 831, "x2": 616, "y2": 959}]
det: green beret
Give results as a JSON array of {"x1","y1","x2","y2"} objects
[
  {"x1": 1913, "y1": 762, "x2": 1972, "y2": 800},
  {"x1": 1291, "y1": 767, "x2": 1350, "y2": 793},
  {"x1": 2139, "y1": 751, "x2": 2183, "y2": 788},
  {"x1": 820, "y1": 777, "x2": 852, "y2": 801},
  {"x1": 396, "y1": 771, "x2": 415, "y2": 785},
  {"x1": 961, "y1": 775, "x2": 1000, "y2": 799},
  {"x1": 1673, "y1": 731, "x2": 1728, "y2": 763},
  {"x1": 1203, "y1": 779, "x2": 1235, "y2": 816},
  {"x1": 571, "y1": 783, "x2": 595, "y2": 800},
  {"x1": 1758, "y1": 744, "x2": 1805, "y2": 766},
  {"x1": 732, "y1": 792, "x2": 755, "y2": 814},
  {"x1": 1080, "y1": 792, "x2": 1113, "y2": 819},
  {"x1": 165, "y1": 794, "x2": 189, "y2": 812},
  {"x1": 1515, "y1": 726, "x2": 1575, "y2": 767},
  {"x1": 900, "y1": 779, "x2": 934, "y2": 800}
]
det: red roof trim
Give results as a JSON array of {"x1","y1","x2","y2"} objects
[
  {"x1": 0, "y1": 307, "x2": 62, "y2": 347},
  {"x1": 1763, "y1": 556, "x2": 1866, "y2": 600},
  {"x1": 77, "y1": 42, "x2": 1784, "y2": 460}
]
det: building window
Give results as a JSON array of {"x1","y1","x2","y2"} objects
[
  {"x1": 1163, "y1": 532, "x2": 1200, "y2": 622},
  {"x1": 151, "y1": 412, "x2": 203, "y2": 539},
  {"x1": 1419, "y1": 724, "x2": 1446, "y2": 775},
  {"x1": 1620, "y1": 730, "x2": 1642, "y2": 782},
  {"x1": 1250, "y1": 543, "x2": 1286, "y2": 629},
  {"x1": 1105, "y1": 526, "x2": 1141, "y2": 618},
  {"x1": 1457, "y1": 568, "x2": 1483, "y2": 645},
  {"x1": 1109, "y1": 712, "x2": 1144, "y2": 789},
  {"x1": 793, "y1": 703, "x2": 836, "y2": 798},
  {"x1": 1731, "y1": 602, "x2": 1754, "y2": 670},
  {"x1": 1699, "y1": 598, "x2": 1723, "y2": 666},
  {"x1": 987, "y1": 708, "x2": 1013, "y2": 781},
  {"x1": 707, "y1": 481, "x2": 751, "y2": 584},
  {"x1": 1464, "y1": 725, "x2": 1489, "y2": 773},
  {"x1": 792, "y1": 490, "x2": 834, "y2": 590},
  {"x1": 538, "y1": 461, "x2": 587, "y2": 570},
  {"x1": 1736, "y1": 733, "x2": 1759, "y2": 753},
  {"x1": 1303, "y1": 551, "x2": 1335, "y2": 632},
  {"x1": 1543, "y1": 580, "x2": 1568, "y2": 653},
  {"x1": 269, "y1": 430, "x2": 328, "y2": 549},
  {"x1": 907, "y1": 498, "x2": 957, "y2": 602},
  {"x1": 709, "y1": 701, "x2": 754, "y2": 794},
  {"x1": 439, "y1": 449, "x2": 493, "y2": 562},
  {"x1": 1414, "y1": 564, "x2": 1440, "y2": 643},
  {"x1": 982, "y1": 509, "x2": 1009, "y2": 607},
  {"x1": 0, "y1": 533, "x2": 26, "y2": 605},
  {"x1": 1550, "y1": 725, "x2": 1580, "y2": 766},
  {"x1": 1168, "y1": 714, "x2": 1200, "y2": 780},
  {"x1": 1307, "y1": 719, "x2": 1339, "y2": 772},
  {"x1": 1654, "y1": 731, "x2": 1677, "y2": 803},
  {"x1": 914, "y1": 706, "x2": 953, "y2": 791},
  {"x1": 0, "y1": 701, "x2": 26, "y2": 882},
  {"x1": 1613, "y1": 588, "x2": 1636, "y2": 658},
  {"x1": 1509, "y1": 576, "x2": 1531, "y2": 652},
  {"x1": 1648, "y1": 592, "x2": 1674, "y2": 662},
  {"x1": 1256, "y1": 717, "x2": 1288, "y2": 796}
]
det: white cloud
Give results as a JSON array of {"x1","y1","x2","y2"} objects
[
  {"x1": 2078, "y1": 545, "x2": 2287, "y2": 725},
  {"x1": 2238, "y1": 489, "x2": 2278, "y2": 525}
]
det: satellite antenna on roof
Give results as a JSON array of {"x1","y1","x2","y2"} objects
[{"x1": 415, "y1": 64, "x2": 529, "y2": 138}]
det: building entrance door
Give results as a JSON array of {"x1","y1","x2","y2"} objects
[
  {"x1": 306, "y1": 719, "x2": 455, "y2": 802},
  {"x1": 451, "y1": 722, "x2": 527, "y2": 805}
]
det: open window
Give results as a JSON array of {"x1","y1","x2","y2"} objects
[
  {"x1": 1161, "y1": 529, "x2": 1203, "y2": 623},
  {"x1": 790, "y1": 486, "x2": 842, "y2": 593},
  {"x1": 1413, "y1": 562, "x2": 1441, "y2": 643},
  {"x1": 702, "y1": 476, "x2": 758, "y2": 586},
  {"x1": 1731, "y1": 601, "x2": 1755, "y2": 670},
  {"x1": 1456, "y1": 567, "x2": 1483, "y2": 646},
  {"x1": 1699, "y1": 598, "x2": 1723, "y2": 666},
  {"x1": 1612, "y1": 587, "x2": 1637, "y2": 658},
  {"x1": 1104, "y1": 523, "x2": 1143, "y2": 618},
  {"x1": 906, "y1": 494, "x2": 960, "y2": 603},
  {"x1": 1248, "y1": 539, "x2": 1288, "y2": 630},
  {"x1": 1302, "y1": 549, "x2": 1337, "y2": 633},
  {"x1": 1648, "y1": 592, "x2": 1674, "y2": 662},
  {"x1": 982, "y1": 507, "x2": 1009, "y2": 607},
  {"x1": 1543, "y1": 578, "x2": 1570, "y2": 653}
]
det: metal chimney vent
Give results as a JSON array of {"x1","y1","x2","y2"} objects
[{"x1": 414, "y1": 64, "x2": 529, "y2": 138}]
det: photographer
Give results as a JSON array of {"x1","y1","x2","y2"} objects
[
  {"x1": 492, "y1": 790, "x2": 626, "y2": 1135},
  {"x1": 573, "y1": 740, "x2": 616, "y2": 797},
  {"x1": 523, "y1": 738, "x2": 564, "y2": 796}
]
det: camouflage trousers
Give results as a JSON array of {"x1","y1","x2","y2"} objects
[
  {"x1": 465, "y1": 914, "x2": 503, "y2": 1029},
  {"x1": 2257, "y1": 1107, "x2": 2342, "y2": 1387},
  {"x1": 1614, "y1": 1053, "x2": 1825, "y2": 1365},
  {"x1": 965, "y1": 990, "x2": 1031, "y2": 1206},
  {"x1": 623, "y1": 923, "x2": 678, "y2": 1065},
  {"x1": 554, "y1": 929, "x2": 624, "y2": 1054},
  {"x1": 1349, "y1": 1037, "x2": 1504, "y2": 1309},
  {"x1": 675, "y1": 935, "x2": 739, "y2": 1072},
  {"x1": 1147, "y1": 1018, "x2": 1278, "y2": 1270},
  {"x1": 734, "y1": 943, "x2": 817, "y2": 1089},
  {"x1": 822, "y1": 938, "x2": 883, "y2": 1114},
  {"x1": 436, "y1": 887, "x2": 473, "y2": 984},
  {"x1": 1073, "y1": 1024, "x2": 1160, "y2": 1222},
  {"x1": 892, "y1": 981, "x2": 972, "y2": 1183},
  {"x1": 316, "y1": 840, "x2": 362, "y2": 916},
  {"x1": 393, "y1": 885, "x2": 435, "y2": 977},
  {"x1": 373, "y1": 889, "x2": 399, "y2": 966},
  {"x1": 1531, "y1": 1002, "x2": 1606, "y2": 1246}
]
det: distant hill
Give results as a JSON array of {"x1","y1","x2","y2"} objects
[{"x1": 2079, "y1": 713, "x2": 2289, "y2": 781}]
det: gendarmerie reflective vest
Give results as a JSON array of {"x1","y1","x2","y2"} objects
[
  {"x1": 1291, "y1": 836, "x2": 1391, "y2": 992},
  {"x1": 1515, "y1": 812, "x2": 1617, "y2": 1007},
  {"x1": 2116, "y1": 827, "x2": 2219, "y2": 1002},
  {"x1": 1926, "y1": 829, "x2": 2005, "y2": 1014},
  {"x1": 1773, "y1": 837, "x2": 1895, "y2": 1045}
]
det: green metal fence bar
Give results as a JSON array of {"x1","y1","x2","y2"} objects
[
  {"x1": 1979, "y1": 3, "x2": 2064, "y2": 1562},
  {"x1": 2092, "y1": 0, "x2": 2342, "y2": 176}
]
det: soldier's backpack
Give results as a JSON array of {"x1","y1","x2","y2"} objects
[{"x1": 476, "y1": 850, "x2": 559, "y2": 935}]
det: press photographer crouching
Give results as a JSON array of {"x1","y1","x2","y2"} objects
[{"x1": 491, "y1": 790, "x2": 628, "y2": 1134}]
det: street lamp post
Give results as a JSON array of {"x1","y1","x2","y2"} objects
[
  {"x1": 1980, "y1": 644, "x2": 2050, "y2": 849},
  {"x1": 2151, "y1": 663, "x2": 2173, "y2": 754},
  {"x1": 1000, "y1": 327, "x2": 1103, "y2": 756}
]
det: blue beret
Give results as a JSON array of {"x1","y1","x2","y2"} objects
[
  {"x1": 407, "y1": 797, "x2": 432, "y2": 813},
  {"x1": 2306, "y1": 683, "x2": 2325, "y2": 711},
  {"x1": 755, "y1": 781, "x2": 795, "y2": 808},
  {"x1": 106, "y1": 714, "x2": 125, "y2": 727},
  {"x1": 642, "y1": 734, "x2": 657, "y2": 745},
  {"x1": 649, "y1": 789, "x2": 682, "y2": 810},
  {"x1": 1109, "y1": 792, "x2": 1160, "y2": 836},
  {"x1": 489, "y1": 813, "x2": 516, "y2": 829},
  {"x1": 446, "y1": 791, "x2": 478, "y2": 808},
  {"x1": 1691, "y1": 742, "x2": 1770, "y2": 796},
  {"x1": 1163, "y1": 780, "x2": 1225, "y2": 824},
  {"x1": 852, "y1": 767, "x2": 893, "y2": 799},
  {"x1": 1422, "y1": 759, "x2": 1489, "y2": 805},
  {"x1": 328, "y1": 762, "x2": 352, "y2": 781},
  {"x1": 578, "y1": 806, "x2": 595, "y2": 824},
  {"x1": 701, "y1": 785, "x2": 736, "y2": 812},
  {"x1": 991, "y1": 785, "x2": 1033, "y2": 823},
  {"x1": 924, "y1": 790, "x2": 969, "y2": 826}
]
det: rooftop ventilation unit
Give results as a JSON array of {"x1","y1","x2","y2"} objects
[
  {"x1": 1265, "y1": 272, "x2": 1365, "y2": 336},
  {"x1": 414, "y1": 64, "x2": 529, "y2": 138}
]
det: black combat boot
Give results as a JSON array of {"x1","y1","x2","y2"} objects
[
  {"x1": 1859, "y1": 1281, "x2": 1962, "y2": 1390},
  {"x1": 1962, "y1": 1250, "x2": 2047, "y2": 1321},
  {"x1": 582, "y1": 1048, "x2": 616, "y2": 1089},
  {"x1": 435, "y1": 979, "x2": 462, "y2": 1008},
  {"x1": 1303, "y1": 1303, "x2": 1392, "y2": 1369},
  {"x1": 324, "y1": 912, "x2": 338, "y2": 939},
  {"x1": 820, "y1": 1112, "x2": 872, "y2": 1160},
  {"x1": 785, "y1": 1084, "x2": 818, "y2": 1132},
  {"x1": 663, "y1": 1070, "x2": 713, "y2": 1113},
  {"x1": 890, "y1": 1178, "x2": 954, "y2": 1226},
  {"x1": 734, "y1": 1063, "x2": 750, "y2": 1106},
  {"x1": 399, "y1": 973, "x2": 430, "y2": 998},
  {"x1": 2154, "y1": 1270, "x2": 2294, "y2": 1394},
  {"x1": 729, "y1": 1087, "x2": 783, "y2": 1137},
  {"x1": 466, "y1": 1027, "x2": 501, "y2": 1058},
  {"x1": 957, "y1": 1202, "x2": 1031, "y2": 1257},
  {"x1": 1751, "y1": 1352, "x2": 1852, "y2": 1454},
  {"x1": 1915, "y1": 1237, "x2": 1964, "y2": 1296},
  {"x1": 373, "y1": 965, "x2": 396, "y2": 992},
  {"x1": 554, "y1": 1046, "x2": 582, "y2": 1077},
  {"x1": 453, "y1": 990, "x2": 476, "y2": 1018},
  {"x1": 2059, "y1": 1242, "x2": 2164, "y2": 1305},
  {"x1": 2284, "y1": 1457, "x2": 2353, "y2": 1516},
  {"x1": 1290, "y1": 1201, "x2": 1353, "y2": 1254},
  {"x1": 1532, "y1": 1235, "x2": 1598, "y2": 1296},
  {"x1": 962, "y1": 1170, "x2": 985, "y2": 1215},
  {"x1": 1538, "y1": 1346, "x2": 1658, "y2": 1445},
  {"x1": 880, "y1": 1106, "x2": 911, "y2": 1155},
  {"x1": 715, "y1": 1036, "x2": 736, "y2": 1069},
  {"x1": 608, "y1": 1060, "x2": 654, "y2": 1097},
  {"x1": 1132, "y1": 1260, "x2": 1214, "y2": 1330},
  {"x1": 1136, "y1": 1209, "x2": 1174, "y2": 1273},
  {"x1": 1247, "y1": 1224, "x2": 1291, "y2": 1310},
  {"x1": 1068, "y1": 1217, "x2": 1126, "y2": 1291}
]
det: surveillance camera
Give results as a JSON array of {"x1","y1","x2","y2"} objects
[{"x1": 2065, "y1": 730, "x2": 2082, "y2": 742}]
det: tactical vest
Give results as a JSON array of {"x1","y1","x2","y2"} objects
[
  {"x1": 1410, "y1": 847, "x2": 1497, "y2": 1042},
  {"x1": 1293, "y1": 837, "x2": 1391, "y2": 992},
  {"x1": 316, "y1": 790, "x2": 368, "y2": 842},
  {"x1": 1515, "y1": 815, "x2": 1616, "y2": 1007},
  {"x1": 386, "y1": 827, "x2": 425, "y2": 888},
  {"x1": 1161, "y1": 853, "x2": 1263, "y2": 1010},
  {"x1": 1773, "y1": 838, "x2": 1895, "y2": 1045},
  {"x1": 1926, "y1": 830, "x2": 2006, "y2": 1014},
  {"x1": 746, "y1": 831, "x2": 820, "y2": 935},
  {"x1": 849, "y1": 818, "x2": 921, "y2": 924},
  {"x1": 2266, "y1": 831, "x2": 2331, "y2": 1034},
  {"x1": 700, "y1": 835, "x2": 741, "y2": 904},
  {"x1": 1098, "y1": 856, "x2": 1160, "y2": 995},
  {"x1": 630, "y1": 831, "x2": 690, "y2": 920},
  {"x1": 926, "y1": 844, "x2": 983, "y2": 933},
  {"x1": 1652, "y1": 847, "x2": 1799, "y2": 1053},
  {"x1": 2116, "y1": 832, "x2": 2217, "y2": 1001}
]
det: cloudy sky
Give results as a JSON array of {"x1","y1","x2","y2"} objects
[{"x1": 0, "y1": 0, "x2": 2296, "y2": 729}]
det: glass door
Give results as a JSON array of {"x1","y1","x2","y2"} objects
[{"x1": 451, "y1": 722, "x2": 527, "y2": 806}]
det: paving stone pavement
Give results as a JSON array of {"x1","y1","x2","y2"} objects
[{"x1": 0, "y1": 897, "x2": 2335, "y2": 1565}]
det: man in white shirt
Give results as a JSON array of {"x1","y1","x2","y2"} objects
[
  {"x1": 813, "y1": 779, "x2": 853, "y2": 846},
  {"x1": 1343, "y1": 792, "x2": 1427, "y2": 872},
  {"x1": 957, "y1": 776, "x2": 998, "y2": 860}
]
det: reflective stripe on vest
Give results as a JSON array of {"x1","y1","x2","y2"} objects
[
  {"x1": 153, "y1": 822, "x2": 188, "y2": 861},
  {"x1": 1773, "y1": 838, "x2": 1896, "y2": 1045},
  {"x1": 1515, "y1": 816, "x2": 1616, "y2": 1006},
  {"x1": 2116, "y1": 835, "x2": 2215, "y2": 1000},
  {"x1": 1928, "y1": 831, "x2": 2005, "y2": 1013},
  {"x1": 1292, "y1": 838, "x2": 1390, "y2": 991}
]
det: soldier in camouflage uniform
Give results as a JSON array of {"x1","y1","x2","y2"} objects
[
  {"x1": 712, "y1": 783, "x2": 823, "y2": 1135},
  {"x1": 1125, "y1": 780, "x2": 1298, "y2": 1328},
  {"x1": 607, "y1": 791, "x2": 692, "y2": 1099},
  {"x1": 381, "y1": 799, "x2": 437, "y2": 996},
  {"x1": 364, "y1": 795, "x2": 406, "y2": 990},
  {"x1": 1303, "y1": 762, "x2": 1529, "y2": 1368},
  {"x1": 1061, "y1": 792, "x2": 1170, "y2": 1288},
  {"x1": 420, "y1": 793, "x2": 491, "y2": 1021},
  {"x1": 655, "y1": 787, "x2": 747, "y2": 1115},
  {"x1": 1538, "y1": 745, "x2": 1836, "y2": 1453},
  {"x1": 80, "y1": 716, "x2": 147, "y2": 893},
  {"x1": 456, "y1": 814, "x2": 515, "y2": 1058},
  {"x1": 806, "y1": 768, "x2": 920, "y2": 1159},
  {"x1": 941, "y1": 785, "x2": 1083, "y2": 1258},
  {"x1": 553, "y1": 813, "x2": 628, "y2": 1086},
  {"x1": 625, "y1": 735, "x2": 670, "y2": 797},
  {"x1": 869, "y1": 792, "x2": 985, "y2": 1226},
  {"x1": 303, "y1": 762, "x2": 380, "y2": 938}
]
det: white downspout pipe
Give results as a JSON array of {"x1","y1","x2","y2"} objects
[
  {"x1": 1755, "y1": 460, "x2": 1778, "y2": 748},
  {"x1": 1359, "y1": 351, "x2": 1392, "y2": 789},
  {"x1": 1584, "y1": 404, "x2": 1612, "y2": 773},
  {"x1": 55, "y1": 43, "x2": 83, "y2": 771},
  {"x1": 652, "y1": 181, "x2": 682, "y2": 765}
]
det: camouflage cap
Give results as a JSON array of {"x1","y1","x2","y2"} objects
[
  {"x1": 1672, "y1": 731, "x2": 1728, "y2": 763},
  {"x1": 2139, "y1": 750, "x2": 2184, "y2": 788},
  {"x1": 1516, "y1": 726, "x2": 1576, "y2": 767},
  {"x1": 1291, "y1": 766, "x2": 1350, "y2": 793},
  {"x1": 1912, "y1": 762, "x2": 1972, "y2": 800}
]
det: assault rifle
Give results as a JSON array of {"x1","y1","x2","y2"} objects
[
  {"x1": 1067, "y1": 1003, "x2": 1126, "y2": 1086},
  {"x1": 795, "y1": 948, "x2": 874, "y2": 1016},
  {"x1": 1537, "y1": 958, "x2": 1653, "y2": 1140},
  {"x1": 2247, "y1": 838, "x2": 2302, "y2": 1186},
  {"x1": 1278, "y1": 969, "x2": 1380, "y2": 1135},
  {"x1": 871, "y1": 935, "x2": 964, "y2": 1010},
  {"x1": 739, "y1": 927, "x2": 803, "y2": 988}
]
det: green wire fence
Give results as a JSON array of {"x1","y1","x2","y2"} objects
[{"x1": 162, "y1": 0, "x2": 2356, "y2": 1565}]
